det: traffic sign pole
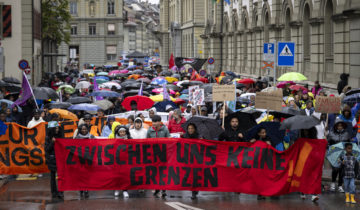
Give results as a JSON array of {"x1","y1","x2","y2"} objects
[{"x1": 274, "y1": 41, "x2": 277, "y2": 86}]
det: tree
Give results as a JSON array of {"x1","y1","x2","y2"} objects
[{"x1": 42, "y1": 0, "x2": 71, "y2": 45}]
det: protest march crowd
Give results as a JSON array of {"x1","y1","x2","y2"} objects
[{"x1": 0, "y1": 61, "x2": 359, "y2": 205}]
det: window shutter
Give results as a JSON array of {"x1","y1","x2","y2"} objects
[{"x1": 3, "y1": 5, "x2": 11, "y2": 37}]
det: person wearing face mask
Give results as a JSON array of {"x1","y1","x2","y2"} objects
[{"x1": 327, "y1": 119, "x2": 351, "y2": 193}]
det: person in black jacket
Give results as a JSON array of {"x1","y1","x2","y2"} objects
[
  {"x1": 45, "y1": 121, "x2": 64, "y2": 200},
  {"x1": 337, "y1": 73, "x2": 349, "y2": 95},
  {"x1": 250, "y1": 127, "x2": 271, "y2": 146},
  {"x1": 219, "y1": 117, "x2": 246, "y2": 142}
]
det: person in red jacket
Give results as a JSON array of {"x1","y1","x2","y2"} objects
[{"x1": 167, "y1": 109, "x2": 186, "y2": 135}]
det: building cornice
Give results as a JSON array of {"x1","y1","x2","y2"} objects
[
  {"x1": 332, "y1": 13, "x2": 348, "y2": 23},
  {"x1": 290, "y1": 21, "x2": 302, "y2": 28},
  {"x1": 309, "y1": 17, "x2": 324, "y2": 26}
]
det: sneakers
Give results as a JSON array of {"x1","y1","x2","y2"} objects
[
  {"x1": 114, "y1": 190, "x2": 120, "y2": 197},
  {"x1": 300, "y1": 194, "x2": 306, "y2": 200},
  {"x1": 153, "y1": 190, "x2": 160, "y2": 198},
  {"x1": 311, "y1": 195, "x2": 319, "y2": 202},
  {"x1": 161, "y1": 191, "x2": 167, "y2": 198},
  {"x1": 123, "y1": 191, "x2": 129, "y2": 198},
  {"x1": 330, "y1": 183, "x2": 336, "y2": 191},
  {"x1": 338, "y1": 186, "x2": 345, "y2": 193}
]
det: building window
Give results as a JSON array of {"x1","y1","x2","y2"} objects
[
  {"x1": 70, "y1": 25, "x2": 77, "y2": 35},
  {"x1": 108, "y1": 23, "x2": 115, "y2": 35},
  {"x1": 70, "y1": 1, "x2": 77, "y2": 15},
  {"x1": 90, "y1": 1, "x2": 95, "y2": 16},
  {"x1": 108, "y1": 0, "x2": 115, "y2": 15},
  {"x1": 106, "y1": 46, "x2": 117, "y2": 61},
  {"x1": 89, "y1": 24, "x2": 96, "y2": 35}
]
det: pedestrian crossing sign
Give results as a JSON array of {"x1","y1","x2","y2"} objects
[{"x1": 277, "y1": 42, "x2": 295, "y2": 67}]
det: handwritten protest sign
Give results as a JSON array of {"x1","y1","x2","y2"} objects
[
  {"x1": 315, "y1": 96, "x2": 341, "y2": 113},
  {"x1": 189, "y1": 85, "x2": 200, "y2": 104},
  {"x1": 193, "y1": 89, "x2": 205, "y2": 105},
  {"x1": 255, "y1": 90, "x2": 283, "y2": 111},
  {"x1": 212, "y1": 85, "x2": 236, "y2": 102}
]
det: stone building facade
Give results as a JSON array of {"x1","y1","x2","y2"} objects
[
  {"x1": 160, "y1": 0, "x2": 360, "y2": 87},
  {"x1": 58, "y1": 0, "x2": 125, "y2": 68}
]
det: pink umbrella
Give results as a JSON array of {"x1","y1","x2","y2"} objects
[
  {"x1": 108, "y1": 70, "x2": 122, "y2": 76},
  {"x1": 152, "y1": 88, "x2": 176, "y2": 95},
  {"x1": 276, "y1": 81, "x2": 295, "y2": 88},
  {"x1": 119, "y1": 70, "x2": 129, "y2": 74}
]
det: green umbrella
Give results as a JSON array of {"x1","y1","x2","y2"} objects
[
  {"x1": 96, "y1": 79, "x2": 108, "y2": 84},
  {"x1": 278, "y1": 72, "x2": 307, "y2": 81},
  {"x1": 57, "y1": 85, "x2": 75, "y2": 94},
  {"x1": 96, "y1": 72, "x2": 109, "y2": 76}
]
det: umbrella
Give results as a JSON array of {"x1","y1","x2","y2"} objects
[
  {"x1": 160, "y1": 71, "x2": 173, "y2": 77},
  {"x1": 238, "y1": 78, "x2": 255, "y2": 84},
  {"x1": 181, "y1": 116, "x2": 223, "y2": 140},
  {"x1": 189, "y1": 81, "x2": 204, "y2": 86},
  {"x1": 345, "y1": 88, "x2": 360, "y2": 96},
  {"x1": 126, "y1": 65, "x2": 137, "y2": 70},
  {"x1": 0, "y1": 83, "x2": 21, "y2": 92},
  {"x1": 150, "y1": 95, "x2": 176, "y2": 102},
  {"x1": 154, "y1": 101, "x2": 178, "y2": 112},
  {"x1": 133, "y1": 70, "x2": 144, "y2": 75},
  {"x1": 75, "y1": 81, "x2": 91, "y2": 89},
  {"x1": 151, "y1": 77, "x2": 167, "y2": 85},
  {"x1": 225, "y1": 111, "x2": 257, "y2": 131},
  {"x1": 225, "y1": 71, "x2": 236, "y2": 77},
  {"x1": 33, "y1": 87, "x2": 59, "y2": 100},
  {"x1": 278, "y1": 72, "x2": 307, "y2": 81},
  {"x1": 327, "y1": 142, "x2": 360, "y2": 168},
  {"x1": 96, "y1": 76, "x2": 110, "y2": 81},
  {"x1": 179, "y1": 94, "x2": 189, "y2": 100},
  {"x1": 49, "y1": 109, "x2": 78, "y2": 121},
  {"x1": 152, "y1": 88, "x2": 176, "y2": 95},
  {"x1": 93, "y1": 100, "x2": 113, "y2": 110},
  {"x1": 57, "y1": 85, "x2": 75, "y2": 94},
  {"x1": 165, "y1": 77, "x2": 178, "y2": 83},
  {"x1": 220, "y1": 76, "x2": 234, "y2": 84},
  {"x1": 276, "y1": 81, "x2": 295, "y2": 88},
  {"x1": 128, "y1": 74, "x2": 141, "y2": 80},
  {"x1": 269, "y1": 110, "x2": 294, "y2": 119},
  {"x1": 120, "y1": 70, "x2": 129, "y2": 74},
  {"x1": 289, "y1": 85, "x2": 307, "y2": 92},
  {"x1": 96, "y1": 79, "x2": 109, "y2": 84},
  {"x1": 166, "y1": 84, "x2": 181, "y2": 92},
  {"x1": 0, "y1": 99, "x2": 23, "y2": 112},
  {"x1": 203, "y1": 84, "x2": 214, "y2": 93},
  {"x1": 0, "y1": 80, "x2": 9, "y2": 86},
  {"x1": 281, "y1": 107, "x2": 301, "y2": 116},
  {"x1": 261, "y1": 87, "x2": 280, "y2": 92},
  {"x1": 174, "y1": 98, "x2": 186, "y2": 105},
  {"x1": 122, "y1": 82, "x2": 143, "y2": 90},
  {"x1": 69, "y1": 103, "x2": 101, "y2": 112},
  {"x1": 48, "y1": 102, "x2": 72, "y2": 109},
  {"x1": 343, "y1": 93, "x2": 360, "y2": 105},
  {"x1": 137, "y1": 78, "x2": 151, "y2": 84},
  {"x1": 123, "y1": 90, "x2": 150, "y2": 97},
  {"x1": 122, "y1": 95, "x2": 154, "y2": 111},
  {"x1": 245, "y1": 122, "x2": 285, "y2": 146},
  {"x1": 67, "y1": 97, "x2": 92, "y2": 104},
  {"x1": 89, "y1": 90, "x2": 121, "y2": 98},
  {"x1": 100, "y1": 82, "x2": 121, "y2": 90},
  {"x1": 241, "y1": 108, "x2": 264, "y2": 119},
  {"x1": 109, "y1": 70, "x2": 122, "y2": 76},
  {"x1": 280, "y1": 115, "x2": 320, "y2": 130},
  {"x1": 96, "y1": 72, "x2": 109, "y2": 76},
  {"x1": 2, "y1": 77, "x2": 21, "y2": 84}
]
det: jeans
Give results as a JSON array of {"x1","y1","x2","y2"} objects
[
  {"x1": 331, "y1": 166, "x2": 343, "y2": 186},
  {"x1": 343, "y1": 178, "x2": 356, "y2": 194},
  {"x1": 50, "y1": 170, "x2": 58, "y2": 196}
]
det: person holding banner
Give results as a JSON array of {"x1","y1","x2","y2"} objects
[
  {"x1": 45, "y1": 121, "x2": 64, "y2": 200},
  {"x1": 130, "y1": 117, "x2": 148, "y2": 139},
  {"x1": 101, "y1": 116, "x2": 116, "y2": 137},
  {"x1": 27, "y1": 110, "x2": 45, "y2": 128}
]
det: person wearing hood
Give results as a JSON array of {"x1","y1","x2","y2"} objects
[
  {"x1": 327, "y1": 119, "x2": 351, "y2": 193},
  {"x1": 27, "y1": 110, "x2": 45, "y2": 128},
  {"x1": 10, "y1": 106, "x2": 21, "y2": 123},
  {"x1": 146, "y1": 115, "x2": 170, "y2": 198},
  {"x1": 337, "y1": 106, "x2": 357, "y2": 137},
  {"x1": 109, "y1": 123, "x2": 131, "y2": 198},
  {"x1": 167, "y1": 109, "x2": 186, "y2": 134},
  {"x1": 165, "y1": 104, "x2": 174, "y2": 112},
  {"x1": 287, "y1": 97, "x2": 299, "y2": 110},
  {"x1": 101, "y1": 116, "x2": 116, "y2": 137},
  {"x1": 130, "y1": 117, "x2": 148, "y2": 139},
  {"x1": 337, "y1": 73, "x2": 349, "y2": 95},
  {"x1": 311, "y1": 81, "x2": 323, "y2": 97},
  {"x1": 148, "y1": 107, "x2": 157, "y2": 120},
  {"x1": 75, "y1": 124, "x2": 95, "y2": 199},
  {"x1": 45, "y1": 121, "x2": 64, "y2": 200}
]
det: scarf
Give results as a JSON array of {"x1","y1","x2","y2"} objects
[{"x1": 77, "y1": 132, "x2": 91, "y2": 139}]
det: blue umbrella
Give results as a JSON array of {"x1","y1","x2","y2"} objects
[
  {"x1": 181, "y1": 89, "x2": 189, "y2": 94},
  {"x1": 0, "y1": 99, "x2": 23, "y2": 112},
  {"x1": 327, "y1": 142, "x2": 360, "y2": 168},
  {"x1": 96, "y1": 76, "x2": 110, "y2": 81},
  {"x1": 154, "y1": 101, "x2": 178, "y2": 112},
  {"x1": 89, "y1": 90, "x2": 121, "y2": 98},
  {"x1": 69, "y1": 104, "x2": 101, "y2": 112},
  {"x1": 179, "y1": 94, "x2": 189, "y2": 100},
  {"x1": 343, "y1": 93, "x2": 360, "y2": 105},
  {"x1": 245, "y1": 122, "x2": 285, "y2": 146},
  {"x1": 225, "y1": 71, "x2": 236, "y2": 77},
  {"x1": 151, "y1": 77, "x2": 167, "y2": 85}
]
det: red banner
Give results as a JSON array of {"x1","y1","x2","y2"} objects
[{"x1": 55, "y1": 138, "x2": 327, "y2": 196}]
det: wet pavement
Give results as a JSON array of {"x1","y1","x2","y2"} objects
[{"x1": 0, "y1": 175, "x2": 359, "y2": 210}]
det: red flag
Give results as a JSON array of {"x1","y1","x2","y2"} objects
[
  {"x1": 169, "y1": 53, "x2": 175, "y2": 69},
  {"x1": 190, "y1": 70, "x2": 200, "y2": 80}
]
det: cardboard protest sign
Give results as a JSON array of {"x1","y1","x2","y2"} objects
[
  {"x1": 255, "y1": 90, "x2": 283, "y2": 111},
  {"x1": 315, "y1": 96, "x2": 341, "y2": 113},
  {"x1": 212, "y1": 85, "x2": 236, "y2": 102},
  {"x1": 55, "y1": 138, "x2": 327, "y2": 196}
]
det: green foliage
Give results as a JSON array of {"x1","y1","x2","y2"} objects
[{"x1": 42, "y1": 0, "x2": 71, "y2": 44}]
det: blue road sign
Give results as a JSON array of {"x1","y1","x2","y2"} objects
[
  {"x1": 277, "y1": 42, "x2": 295, "y2": 67},
  {"x1": 18, "y1": 59, "x2": 29, "y2": 70},
  {"x1": 208, "y1": 57, "x2": 215, "y2": 65},
  {"x1": 263, "y1": 43, "x2": 275, "y2": 62}
]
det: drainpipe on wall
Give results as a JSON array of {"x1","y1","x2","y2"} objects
[{"x1": 219, "y1": 0, "x2": 224, "y2": 74}]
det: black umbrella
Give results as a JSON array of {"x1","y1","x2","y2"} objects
[
  {"x1": 280, "y1": 115, "x2": 320, "y2": 130},
  {"x1": 181, "y1": 116, "x2": 224, "y2": 140},
  {"x1": 189, "y1": 81, "x2": 204, "y2": 86},
  {"x1": 241, "y1": 108, "x2": 263, "y2": 119},
  {"x1": 67, "y1": 97, "x2": 92, "y2": 104},
  {"x1": 33, "y1": 87, "x2": 59, "y2": 100},
  {"x1": 202, "y1": 84, "x2": 214, "y2": 94},
  {"x1": 0, "y1": 80, "x2": 9, "y2": 86},
  {"x1": 123, "y1": 90, "x2": 150, "y2": 97},
  {"x1": 122, "y1": 82, "x2": 145, "y2": 90},
  {"x1": 345, "y1": 88, "x2": 360, "y2": 96},
  {"x1": 1, "y1": 83, "x2": 21, "y2": 92},
  {"x1": 245, "y1": 122, "x2": 285, "y2": 146},
  {"x1": 220, "y1": 76, "x2": 233, "y2": 84},
  {"x1": 225, "y1": 111, "x2": 257, "y2": 131},
  {"x1": 133, "y1": 70, "x2": 144, "y2": 75},
  {"x1": 236, "y1": 83, "x2": 245, "y2": 89},
  {"x1": 49, "y1": 102, "x2": 73, "y2": 109},
  {"x1": 282, "y1": 107, "x2": 301, "y2": 116},
  {"x1": 269, "y1": 110, "x2": 294, "y2": 119},
  {"x1": 3, "y1": 77, "x2": 21, "y2": 84},
  {"x1": 166, "y1": 84, "x2": 181, "y2": 92},
  {"x1": 160, "y1": 71, "x2": 173, "y2": 76}
]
